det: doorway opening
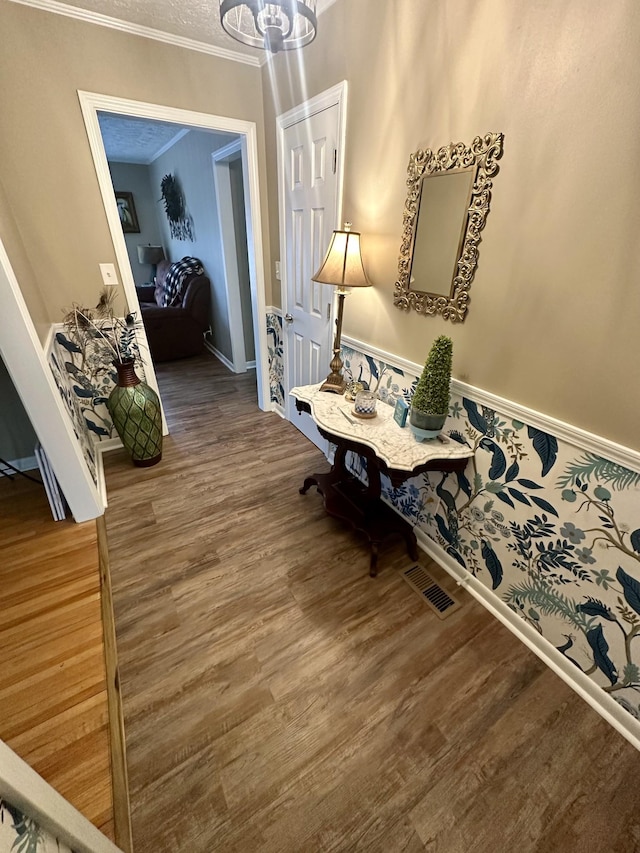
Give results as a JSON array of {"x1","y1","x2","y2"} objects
[{"x1": 79, "y1": 92, "x2": 270, "y2": 419}]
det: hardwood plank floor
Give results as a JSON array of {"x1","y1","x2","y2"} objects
[
  {"x1": 103, "y1": 352, "x2": 640, "y2": 853},
  {"x1": 0, "y1": 475, "x2": 114, "y2": 839}
]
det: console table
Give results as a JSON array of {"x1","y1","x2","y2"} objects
[{"x1": 290, "y1": 384, "x2": 473, "y2": 576}]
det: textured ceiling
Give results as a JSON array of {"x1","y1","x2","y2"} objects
[
  {"x1": 49, "y1": 0, "x2": 337, "y2": 56},
  {"x1": 98, "y1": 114, "x2": 193, "y2": 163},
  {"x1": 98, "y1": 114, "x2": 237, "y2": 163}
]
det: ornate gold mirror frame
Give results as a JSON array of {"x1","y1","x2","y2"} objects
[{"x1": 394, "y1": 132, "x2": 504, "y2": 323}]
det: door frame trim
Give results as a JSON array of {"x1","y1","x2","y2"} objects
[
  {"x1": 78, "y1": 91, "x2": 270, "y2": 411},
  {"x1": 212, "y1": 138, "x2": 248, "y2": 373},
  {"x1": 276, "y1": 80, "x2": 348, "y2": 424}
]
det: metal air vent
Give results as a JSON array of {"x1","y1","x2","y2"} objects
[{"x1": 400, "y1": 564, "x2": 462, "y2": 619}]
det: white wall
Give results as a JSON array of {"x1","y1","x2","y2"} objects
[
  {"x1": 149, "y1": 129, "x2": 240, "y2": 360},
  {"x1": 107, "y1": 162, "x2": 164, "y2": 287}
]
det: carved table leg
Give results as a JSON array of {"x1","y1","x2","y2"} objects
[
  {"x1": 405, "y1": 528, "x2": 419, "y2": 562},
  {"x1": 369, "y1": 543, "x2": 379, "y2": 578},
  {"x1": 299, "y1": 476, "x2": 319, "y2": 495}
]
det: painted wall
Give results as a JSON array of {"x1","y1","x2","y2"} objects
[
  {"x1": 0, "y1": 356, "x2": 37, "y2": 467},
  {"x1": 0, "y1": 1, "x2": 269, "y2": 328},
  {"x1": 148, "y1": 129, "x2": 238, "y2": 359},
  {"x1": 0, "y1": 179, "x2": 49, "y2": 345},
  {"x1": 107, "y1": 162, "x2": 165, "y2": 287},
  {"x1": 261, "y1": 0, "x2": 640, "y2": 451},
  {"x1": 229, "y1": 156, "x2": 255, "y2": 362}
]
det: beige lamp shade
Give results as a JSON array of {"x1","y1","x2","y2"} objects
[
  {"x1": 137, "y1": 245, "x2": 165, "y2": 265},
  {"x1": 312, "y1": 224, "x2": 371, "y2": 288}
]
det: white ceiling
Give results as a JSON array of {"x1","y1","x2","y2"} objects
[
  {"x1": 98, "y1": 114, "x2": 187, "y2": 163},
  {"x1": 98, "y1": 113, "x2": 238, "y2": 163},
  {"x1": 28, "y1": 0, "x2": 338, "y2": 60}
]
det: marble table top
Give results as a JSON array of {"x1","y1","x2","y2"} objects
[{"x1": 290, "y1": 384, "x2": 473, "y2": 472}]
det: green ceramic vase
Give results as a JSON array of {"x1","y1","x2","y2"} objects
[{"x1": 107, "y1": 360, "x2": 162, "y2": 467}]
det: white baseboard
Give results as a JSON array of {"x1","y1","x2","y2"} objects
[
  {"x1": 204, "y1": 340, "x2": 237, "y2": 373},
  {"x1": 272, "y1": 402, "x2": 285, "y2": 418},
  {"x1": 93, "y1": 438, "x2": 124, "y2": 508},
  {"x1": 413, "y1": 526, "x2": 640, "y2": 752}
]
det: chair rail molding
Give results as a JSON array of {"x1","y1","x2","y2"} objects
[{"x1": 342, "y1": 334, "x2": 640, "y2": 475}]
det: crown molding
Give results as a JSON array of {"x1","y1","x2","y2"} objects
[{"x1": 8, "y1": 0, "x2": 262, "y2": 67}]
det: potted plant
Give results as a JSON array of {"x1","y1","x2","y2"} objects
[
  {"x1": 64, "y1": 288, "x2": 163, "y2": 467},
  {"x1": 409, "y1": 335, "x2": 453, "y2": 441}
]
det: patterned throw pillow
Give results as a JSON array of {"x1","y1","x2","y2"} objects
[{"x1": 161, "y1": 257, "x2": 205, "y2": 307}]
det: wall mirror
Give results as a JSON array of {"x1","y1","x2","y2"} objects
[{"x1": 394, "y1": 132, "x2": 504, "y2": 323}]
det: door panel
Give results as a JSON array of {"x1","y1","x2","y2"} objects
[{"x1": 283, "y1": 103, "x2": 340, "y2": 449}]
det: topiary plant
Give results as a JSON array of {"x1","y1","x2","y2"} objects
[{"x1": 412, "y1": 334, "x2": 453, "y2": 416}]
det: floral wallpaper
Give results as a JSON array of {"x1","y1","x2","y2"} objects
[
  {"x1": 266, "y1": 311, "x2": 284, "y2": 409},
  {"x1": 0, "y1": 799, "x2": 75, "y2": 853},
  {"x1": 342, "y1": 343, "x2": 640, "y2": 724},
  {"x1": 47, "y1": 322, "x2": 148, "y2": 486},
  {"x1": 48, "y1": 334, "x2": 98, "y2": 486}
]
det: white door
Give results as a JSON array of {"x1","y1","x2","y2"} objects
[{"x1": 281, "y1": 102, "x2": 342, "y2": 449}]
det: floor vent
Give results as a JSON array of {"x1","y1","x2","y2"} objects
[{"x1": 400, "y1": 564, "x2": 462, "y2": 619}]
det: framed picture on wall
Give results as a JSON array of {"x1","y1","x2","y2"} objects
[{"x1": 115, "y1": 191, "x2": 140, "y2": 233}]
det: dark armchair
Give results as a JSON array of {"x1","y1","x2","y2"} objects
[{"x1": 136, "y1": 259, "x2": 211, "y2": 362}]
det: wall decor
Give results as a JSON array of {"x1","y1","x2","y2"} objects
[
  {"x1": 160, "y1": 173, "x2": 194, "y2": 241},
  {"x1": 394, "y1": 132, "x2": 504, "y2": 322},
  {"x1": 114, "y1": 190, "x2": 140, "y2": 233},
  {"x1": 61, "y1": 289, "x2": 160, "y2": 467}
]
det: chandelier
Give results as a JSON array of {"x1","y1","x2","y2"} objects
[{"x1": 220, "y1": 1, "x2": 317, "y2": 53}]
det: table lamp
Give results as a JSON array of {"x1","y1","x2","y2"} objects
[
  {"x1": 137, "y1": 245, "x2": 165, "y2": 282},
  {"x1": 312, "y1": 223, "x2": 372, "y2": 394}
]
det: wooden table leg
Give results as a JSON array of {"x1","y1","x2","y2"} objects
[
  {"x1": 299, "y1": 476, "x2": 319, "y2": 495},
  {"x1": 369, "y1": 543, "x2": 379, "y2": 578}
]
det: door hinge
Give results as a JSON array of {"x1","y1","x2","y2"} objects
[
  {"x1": 327, "y1": 303, "x2": 331, "y2": 320},
  {"x1": 332, "y1": 149, "x2": 337, "y2": 174}
]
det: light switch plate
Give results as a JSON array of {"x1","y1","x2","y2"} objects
[
  {"x1": 275, "y1": 261, "x2": 281, "y2": 280},
  {"x1": 99, "y1": 263, "x2": 118, "y2": 286}
]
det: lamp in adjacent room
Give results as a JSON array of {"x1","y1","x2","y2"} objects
[
  {"x1": 137, "y1": 245, "x2": 165, "y2": 283},
  {"x1": 312, "y1": 223, "x2": 372, "y2": 394},
  {"x1": 219, "y1": 0, "x2": 317, "y2": 53}
]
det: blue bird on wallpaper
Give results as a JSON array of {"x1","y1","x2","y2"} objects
[
  {"x1": 586, "y1": 624, "x2": 618, "y2": 685},
  {"x1": 85, "y1": 418, "x2": 109, "y2": 438},
  {"x1": 479, "y1": 437, "x2": 507, "y2": 479},
  {"x1": 55, "y1": 332, "x2": 82, "y2": 354}
]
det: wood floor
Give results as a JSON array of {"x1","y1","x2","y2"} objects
[
  {"x1": 103, "y1": 353, "x2": 640, "y2": 853},
  {"x1": 0, "y1": 475, "x2": 114, "y2": 839}
]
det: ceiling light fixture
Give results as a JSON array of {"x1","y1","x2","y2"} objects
[{"x1": 220, "y1": 0, "x2": 317, "y2": 53}]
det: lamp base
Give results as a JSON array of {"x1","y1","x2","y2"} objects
[
  {"x1": 320, "y1": 345, "x2": 346, "y2": 394},
  {"x1": 319, "y1": 373, "x2": 347, "y2": 394}
]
